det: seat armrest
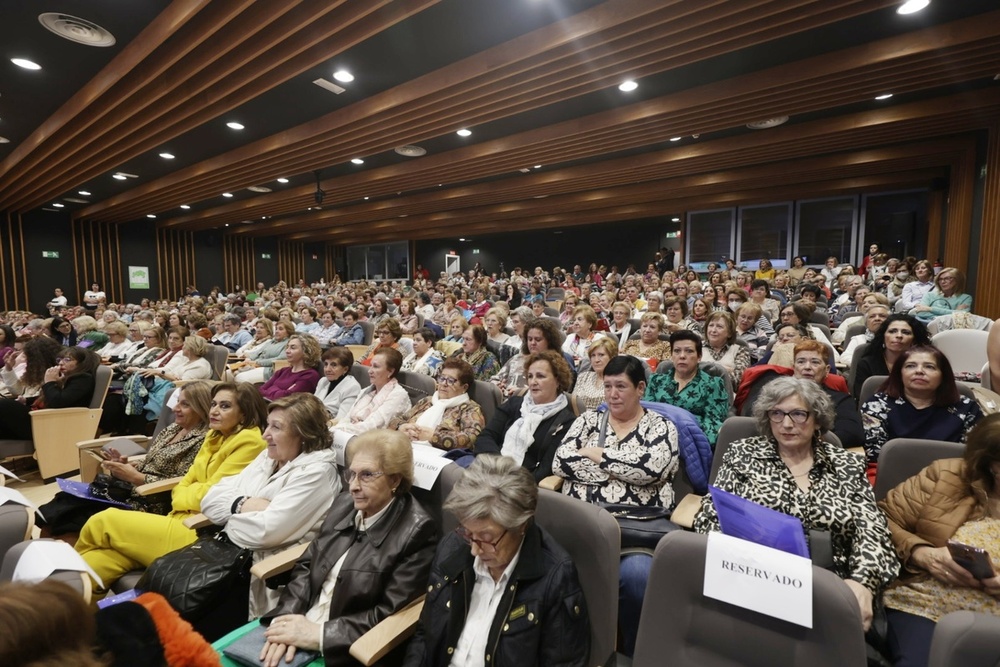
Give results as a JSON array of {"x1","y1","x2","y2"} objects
[
  {"x1": 670, "y1": 493, "x2": 703, "y2": 529},
  {"x1": 538, "y1": 476, "x2": 563, "y2": 491},
  {"x1": 182, "y1": 513, "x2": 214, "y2": 530},
  {"x1": 349, "y1": 596, "x2": 425, "y2": 666},
  {"x1": 134, "y1": 476, "x2": 183, "y2": 496},
  {"x1": 250, "y1": 542, "x2": 310, "y2": 580},
  {"x1": 76, "y1": 435, "x2": 149, "y2": 452}
]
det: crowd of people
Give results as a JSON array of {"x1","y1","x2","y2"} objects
[{"x1": 1, "y1": 245, "x2": 997, "y2": 667}]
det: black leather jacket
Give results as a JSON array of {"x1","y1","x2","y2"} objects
[
  {"x1": 403, "y1": 523, "x2": 590, "y2": 667},
  {"x1": 262, "y1": 492, "x2": 439, "y2": 666},
  {"x1": 474, "y1": 395, "x2": 578, "y2": 481}
]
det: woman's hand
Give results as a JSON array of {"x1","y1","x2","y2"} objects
[
  {"x1": 910, "y1": 545, "x2": 981, "y2": 588},
  {"x1": 101, "y1": 447, "x2": 126, "y2": 464},
  {"x1": 101, "y1": 460, "x2": 144, "y2": 485},
  {"x1": 578, "y1": 447, "x2": 604, "y2": 463},
  {"x1": 842, "y1": 579, "x2": 873, "y2": 632},
  {"x1": 239, "y1": 497, "x2": 271, "y2": 513},
  {"x1": 4, "y1": 350, "x2": 23, "y2": 371},
  {"x1": 43, "y1": 366, "x2": 61, "y2": 383},
  {"x1": 981, "y1": 575, "x2": 1000, "y2": 597},
  {"x1": 261, "y1": 615, "x2": 320, "y2": 667}
]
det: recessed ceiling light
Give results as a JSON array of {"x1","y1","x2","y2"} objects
[
  {"x1": 52, "y1": 203, "x2": 64, "y2": 208},
  {"x1": 276, "y1": 177, "x2": 289, "y2": 183},
  {"x1": 670, "y1": 136, "x2": 682, "y2": 142},
  {"x1": 112, "y1": 174, "x2": 127, "y2": 180},
  {"x1": 332, "y1": 70, "x2": 354, "y2": 83},
  {"x1": 897, "y1": 0, "x2": 930, "y2": 15},
  {"x1": 146, "y1": 214, "x2": 156, "y2": 219},
  {"x1": 11, "y1": 58, "x2": 41, "y2": 70},
  {"x1": 671, "y1": 217, "x2": 681, "y2": 222},
  {"x1": 159, "y1": 152, "x2": 175, "y2": 159},
  {"x1": 456, "y1": 129, "x2": 472, "y2": 137},
  {"x1": 226, "y1": 121, "x2": 244, "y2": 130},
  {"x1": 364, "y1": 196, "x2": 369, "y2": 200},
  {"x1": 618, "y1": 80, "x2": 638, "y2": 92},
  {"x1": 350, "y1": 158, "x2": 364, "y2": 165},
  {"x1": 180, "y1": 204, "x2": 191, "y2": 210},
  {"x1": 534, "y1": 165, "x2": 542, "y2": 169},
  {"x1": 0, "y1": 136, "x2": 9, "y2": 144},
  {"x1": 875, "y1": 93, "x2": 893, "y2": 100},
  {"x1": 459, "y1": 238, "x2": 466, "y2": 241},
  {"x1": 224, "y1": 223, "x2": 229, "y2": 227},
  {"x1": 222, "y1": 192, "x2": 234, "y2": 198},
  {"x1": 78, "y1": 190, "x2": 91, "y2": 196}
]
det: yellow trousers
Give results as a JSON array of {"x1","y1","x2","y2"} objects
[{"x1": 75, "y1": 508, "x2": 197, "y2": 591}]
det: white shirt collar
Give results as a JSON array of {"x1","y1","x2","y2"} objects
[{"x1": 354, "y1": 497, "x2": 395, "y2": 533}]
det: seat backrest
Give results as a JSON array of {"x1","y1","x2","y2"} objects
[
  {"x1": 543, "y1": 307, "x2": 560, "y2": 317},
  {"x1": 410, "y1": 462, "x2": 464, "y2": 536},
  {"x1": 846, "y1": 342, "x2": 869, "y2": 398},
  {"x1": 151, "y1": 387, "x2": 178, "y2": 438},
  {"x1": 932, "y1": 329, "x2": 991, "y2": 376},
  {"x1": 207, "y1": 345, "x2": 230, "y2": 380},
  {"x1": 358, "y1": 321, "x2": 375, "y2": 345},
  {"x1": 350, "y1": 363, "x2": 371, "y2": 389},
  {"x1": 90, "y1": 365, "x2": 114, "y2": 409},
  {"x1": 982, "y1": 362, "x2": 992, "y2": 391},
  {"x1": 711, "y1": 417, "x2": 758, "y2": 482},
  {"x1": 928, "y1": 610, "x2": 1000, "y2": 667},
  {"x1": 844, "y1": 323, "x2": 866, "y2": 342},
  {"x1": 858, "y1": 375, "x2": 888, "y2": 406},
  {"x1": 631, "y1": 531, "x2": 866, "y2": 667},
  {"x1": 469, "y1": 381, "x2": 502, "y2": 425},
  {"x1": 811, "y1": 322, "x2": 832, "y2": 341},
  {"x1": 0, "y1": 540, "x2": 92, "y2": 603},
  {"x1": 534, "y1": 490, "x2": 620, "y2": 667},
  {"x1": 0, "y1": 504, "x2": 33, "y2": 563},
  {"x1": 396, "y1": 371, "x2": 436, "y2": 404},
  {"x1": 874, "y1": 439, "x2": 965, "y2": 501}
]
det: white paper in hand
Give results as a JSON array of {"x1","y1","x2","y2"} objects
[{"x1": 11, "y1": 539, "x2": 104, "y2": 589}]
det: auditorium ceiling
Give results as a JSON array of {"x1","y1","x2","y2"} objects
[{"x1": 0, "y1": 0, "x2": 998, "y2": 246}]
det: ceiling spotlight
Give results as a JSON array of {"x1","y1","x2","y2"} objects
[
  {"x1": 350, "y1": 158, "x2": 364, "y2": 165},
  {"x1": 534, "y1": 165, "x2": 542, "y2": 169},
  {"x1": 222, "y1": 192, "x2": 234, "y2": 198},
  {"x1": 276, "y1": 177, "x2": 289, "y2": 183},
  {"x1": 52, "y1": 203, "x2": 64, "y2": 207},
  {"x1": 364, "y1": 196, "x2": 369, "y2": 200},
  {"x1": 180, "y1": 204, "x2": 191, "y2": 209},
  {"x1": 897, "y1": 0, "x2": 930, "y2": 14},
  {"x1": 224, "y1": 223, "x2": 229, "y2": 227},
  {"x1": 332, "y1": 70, "x2": 354, "y2": 83},
  {"x1": 618, "y1": 80, "x2": 638, "y2": 92},
  {"x1": 313, "y1": 170, "x2": 325, "y2": 205},
  {"x1": 226, "y1": 121, "x2": 245, "y2": 130},
  {"x1": 78, "y1": 190, "x2": 91, "y2": 196},
  {"x1": 671, "y1": 217, "x2": 681, "y2": 222},
  {"x1": 11, "y1": 58, "x2": 41, "y2": 70},
  {"x1": 0, "y1": 137, "x2": 9, "y2": 144},
  {"x1": 112, "y1": 174, "x2": 127, "y2": 180},
  {"x1": 158, "y1": 152, "x2": 175, "y2": 159},
  {"x1": 459, "y1": 238, "x2": 466, "y2": 241},
  {"x1": 146, "y1": 214, "x2": 156, "y2": 219},
  {"x1": 875, "y1": 93, "x2": 893, "y2": 100},
  {"x1": 670, "y1": 137, "x2": 682, "y2": 142},
  {"x1": 456, "y1": 129, "x2": 472, "y2": 137}
]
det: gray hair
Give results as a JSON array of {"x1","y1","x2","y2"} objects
[
  {"x1": 444, "y1": 455, "x2": 537, "y2": 530},
  {"x1": 751, "y1": 377, "x2": 835, "y2": 435},
  {"x1": 512, "y1": 306, "x2": 533, "y2": 321},
  {"x1": 223, "y1": 313, "x2": 242, "y2": 326}
]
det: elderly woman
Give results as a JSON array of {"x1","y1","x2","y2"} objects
[
  {"x1": 295, "y1": 307, "x2": 320, "y2": 335},
  {"x1": 841, "y1": 303, "x2": 890, "y2": 368},
  {"x1": 553, "y1": 354, "x2": 679, "y2": 655},
  {"x1": 404, "y1": 455, "x2": 590, "y2": 667},
  {"x1": 852, "y1": 314, "x2": 930, "y2": 398},
  {"x1": 573, "y1": 337, "x2": 618, "y2": 410},
  {"x1": 702, "y1": 311, "x2": 752, "y2": 387},
  {"x1": 313, "y1": 346, "x2": 361, "y2": 420},
  {"x1": 235, "y1": 321, "x2": 295, "y2": 384},
  {"x1": 734, "y1": 302, "x2": 769, "y2": 362},
  {"x1": 621, "y1": 312, "x2": 671, "y2": 365},
  {"x1": 233, "y1": 318, "x2": 275, "y2": 359},
  {"x1": 76, "y1": 383, "x2": 268, "y2": 593},
  {"x1": 694, "y1": 377, "x2": 898, "y2": 632},
  {"x1": 607, "y1": 300, "x2": 634, "y2": 349},
  {"x1": 219, "y1": 430, "x2": 439, "y2": 667},
  {"x1": 199, "y1": 393, "x2": 340, "y2": 617},
  {"x1": 432, "y1": 293, "x2": 461, "y2": 329},
  {"x1": 491, "y1": 317, "x2": 563, "y2": 397},
  {"x1": 861, "y1": 345, "x2": 981, "y2": 472},
  {"x1": 359, "y1": 318, "x2": 404, "y2": 366},
  {"x1": 484, "y1": 308, "x2": 510, "y2": 345},
  {"x1": 879, "y1": 414, "x2": 1000, "y2": 666},
  {"x1": 662, "y1": 295, "x2": 688, "y2": 334},
  {"x1": 911, "y1": 267, "x2": 972, "y2": 323},
  {"x1": 121, "y1": 334, "x2": 213, "y2": 432},
  {"x1": 644, "y1": 330, "x2": 729, "y2": 446},
  {"x1": 312, "y1": 311, "x2": 341, "y2": 348},
  {"x1": 331, "y1": 309, "x2": 364, "y2": 347},
  {"x1": 559, "y1": 295, "x2": 580, "y2": 330},
  {"x1": 562, "y1": 304, "x2": 606, "y2": 372},
  {"x1": 333, "y1": 348, "x2": 411, "y2": 436},
  {"x1": 443, "y1": 316, "x2": 469, "y2": 343},
  {"x1": 397, "y1": 298, "x2": 419, "y2": 335},
  {"x1": 259, "y1": 334, "x2": 322, "y2": 401},
  {"x1": 476, "y1": 350, "x2": 577, "y2": 480},
  {"x1": 389, "y1": 358, "x2": 485, "y2": 450},
  {"x1": 402, "y1": 327, "x2": 444, "y2": 378},
  {"x1": 100, "y1": 321, "x2": 134, "y2": 361},
  {"x1": 452, "y1": 323, "x2": 500, "y2": 381}
]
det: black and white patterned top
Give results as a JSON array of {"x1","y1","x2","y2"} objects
[
  {"x1": 553, "y1": 410, "x2": 679, "y2": 509},
  {"x1": 860, "y1": 392, "x2": 982, "y2": 465},
  {"x1": 693, "y1": 436, "x2": 898, "y2": 595}
]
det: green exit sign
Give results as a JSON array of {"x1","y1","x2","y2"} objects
[
  {"x1": 42, "y1": 251, "x2": 59, "y2": 258},
  {"x1": 261, "y1": 253, "x2": 272, "y2": 259}
]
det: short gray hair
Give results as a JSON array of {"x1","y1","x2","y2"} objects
[
  {"x1": 223, "y1": 313, "x2": 242, "y2": 326},
  {"x1": 751, "y1": 377, "x2": 835, "y2": 435},
  {"x1": 444, "y1": 455, "x2": 537, "y2": 530},
  {"x1": 512, "y1": 306, "x2": 533, "y2": 321}
]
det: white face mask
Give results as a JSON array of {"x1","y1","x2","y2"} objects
[
  {"x1": 727, "y1": 301, "x2": 742, "y2": 310},
  {"x1": 896, "y1": 272, "x2": 909, "y2": 280}
]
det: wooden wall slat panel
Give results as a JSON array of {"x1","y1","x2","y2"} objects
[{"x1": 975, "y1": 121, "x2": 1000, "y2": 318}]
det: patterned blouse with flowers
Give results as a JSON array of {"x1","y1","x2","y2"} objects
[
  {"x1": 620, "y1": 339, "x2": 672, "y2": 363},
  {"x1": 451, "y1": 346, "x2": 500, "y2": 381},
  {"x1": 693, "y1": 436, "x2": 899, "y2": 595},
  {"x1": 860, "y1": 392, "x2": 982, "y2": 465},
  {"x1": 387, "y1": 396, "x2": 485, "y2": 450}
]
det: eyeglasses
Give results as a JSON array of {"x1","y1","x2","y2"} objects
[
  {"x1": 436, "y1": 376, "x2": 460, "y2": 386},
  {"x1": 455, "y1": 526, "x2": 507, "y2": 553},
  {"x1": 377, "y1": 330, "x2": 391, "y2": 336},
  {"x1": 343, "y1": 469, "x2": 385, "y2": 485},
  {"x1": 142, "y1": 334, "x2": 158, "y2": 339},
  {"x1": 767, "y1": 409, "x2": 811, "y2": 424}
]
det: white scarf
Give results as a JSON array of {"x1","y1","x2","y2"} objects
[
  {"x1": 415, "y1": 391, "x2": 469, "y2": 429},
  {"x1": 501, "y1": 392, "x2": 568, "y2": 465}
]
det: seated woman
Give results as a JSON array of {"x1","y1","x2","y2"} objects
[
  {"x1": 259, "y1": 334, "x2": 322, "y2": 401},
  {"x1": 333, "y1": 348, "x2": 411, "y2": 436},
  {"x1": 879, "y1": 414, "x2": 1000, "y2": 667},
  {"x1": 397, "y1": 297, "x2": 419, "y2": 335},
  {"x1": 644, "y1": 330, "x2": 729, "y2": 446},
  {"x1": 734, "y1": 302, "x2": 769, "y2": 362},
  {"x1": 112, "y1": 324, "x2": 166, "y2": 377},
  {"x1": 562, "y1": 305, "x2": 607, "y2": 372},
  {"x1": 401, "y1": 327, "x2": 444, "y2": 377},
  {"x1": 330, "y1": 309, "x2": 364, "y2": 347},
  {"x1": 75, "y1": 383, "x2": 268, "y2": 593},
  {"x1": 312, "y1": 311, "x2": 341, "y2": 349},
  {"x1": 662, "y1": 295, "x2": 688, "y2": 334},
  {"x1": 621, "y1": 312, "x2": 671, "y2": 366},
  {"x1": 235, "y1": 321, "x2": 294, "y2": 384},
  {"x1": 911, "y1": 267, "x2": 972, "y2": 323},
  {"x1": 476, "y1": 350, "x2": 577, "y2": 480},
  {"x1": 451, "y1": 324, "x2": 500, "y2": 381},
  {"x1": 37, "y1": 382, "x2": 212, "y2": 535},
  {"x1": 491, "y1": 318, "x2": 564, "y2": 398},
  {"x1": 0, "y1": 335, "x2": 62, "y2": 407},
  {"x1": 233, "y1": 318, "x2": 275, "y2": 360},
  {"x1": 0, "y1": 344, "x2": 99, "y2": 440},
  {"x1": 552, "y1": 354, "x2": 679, "y2": 656},
  {"x1": 431, "y1": 293, "x2": 461, "y2": 329},
  {"x1": 122, "y1": 334, "x2": 213, "y2": 431},
  {"x1": 50, "y1": 316, "x2": 78, "y2": 346},
  {"x1": 200, "y1": 393, "x2": 340, "y2": 617},
  {"x1": 484, "y1": 307, "x2": 510, "y2": 346},
  {"x1": 694, "y1": 377, "x2": 898, "y2": 632},
  {"x1": 840, "y1": 303, "x2": 890, "y2": 368},
  {"x1": 369, "y1": 297, "x2": 392, "y2": 330},
  {"x1": 224, "y1": 429, "x2": 438, "y2": 667},
  {"x1": 99, "y1": 321, "x2": 134, "y2": 361},
  {"x1": 606, "y1": 300, "x2": 633, "y2": 349},
  {"x1": 702, "y1": 310, "x2": 752, "y2": 387},
  {"x1": 359, "y1": 318, "x2": 404, "y2": 366},
  {"x1": 573, "y1": 337, "x2": 618, "y2": 410},
  {"x1": 443, "y1": 316, "x2": 469, "y2": 343},
  {"x1": 294, "y1": 307, "x2": 320, "y2": 335},
  {"x1": 389, "y1": 358, "x2": 485, "y2": 450},
  {"x1": 852, "y1": 314, "x2": 930, "y2": 398},
  {"x1": 559, "y1": 295, "x2": 579, "y2": 331},
  {"x1": 861, "y1": 345, "x2": 982, "y2": 473},
  {"x1": 404, "y1": 455, "x2": 589, "y2": 667},
  {"x1": 313, "y1": 346, "x2": 361, "y2": 420},
  {"x1": 681, "y1": 296, "x2": 712, "y2": 336}
]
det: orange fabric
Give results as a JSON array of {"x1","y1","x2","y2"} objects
[{"x1": 134, "y1": 592, "x2": 221, "y2": 667}]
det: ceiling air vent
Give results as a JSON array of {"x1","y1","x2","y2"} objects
[
  {"x1": 395, "y1": 145, "x2": 427, "y2": 157},
  {"x1": 38, "y1": 13, "x2": 115, "y2": 47},
  {"x1": 746, "y1": 116, "x2": 789, "y2": 130},
  {"x1": 313, "y1": 78, "x2": 346, "y2": 95},
  {"x1": 246, "y1": 186, "x2": 272, "y2": 193}
]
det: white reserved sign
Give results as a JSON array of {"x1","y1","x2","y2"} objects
[
  {"x1": 331, "y1": 429, "x2": 354, "y2": 466},
  {"x1": 703, "y1": 531, "x2": 813, "y2": 628},
  {"x1": 411, "y1": 444, "x2": 451, "y2": 490},
  {"x1": 12, "y1": 539, "x2": 104, "y2": 589}
]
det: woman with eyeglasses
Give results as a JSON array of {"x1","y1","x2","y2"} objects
[
  {"x1": 389, "y1": 357, "x2": 485, "y2": 450},
  {"x1": 220, "y1": 429, "x2": 438, "y2": 667},
  {"x1": 911, "y1": 267, "x2": 971, "y2": 323},
  {"x1": 694, "y1": 377, "x2": 898, "y2": 635},
  {"x1": 359, "y1": 317, "x2": 404, "y2": 367},
  {"x1": 403, "y1": 454, "x2": 590, "y2": 667}
]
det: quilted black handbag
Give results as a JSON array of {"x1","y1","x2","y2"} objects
[{"x1": 137, "y1": 532, "x2": 252, "y2": 622}]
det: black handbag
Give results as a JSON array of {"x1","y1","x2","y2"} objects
[
  {"x1": 137, "y1": 532, "x2": 252, "y2": 622},
  {"x1": 89, "y1": 473, "x2": 134, "y2": 503}
]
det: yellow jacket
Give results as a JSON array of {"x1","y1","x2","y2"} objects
[{"x1": 169, "y1": 427, "x2": 265, "y2": 517}]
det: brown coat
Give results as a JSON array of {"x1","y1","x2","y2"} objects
[{"x1": 387, "y1": 396, "x2": 485, "y2": 450}]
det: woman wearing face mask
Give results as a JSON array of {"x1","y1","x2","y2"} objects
[{"x1": 897, "y1": 260, "x2": 936, "y2": 314}]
